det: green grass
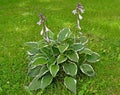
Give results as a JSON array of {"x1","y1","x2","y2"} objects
[{"x1": 0, "y1": 0, "x2": 120, "y2": 95}]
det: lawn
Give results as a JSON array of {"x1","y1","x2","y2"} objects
[{"x1": 0, "y1": 0, "x2": 120, "y2": 95}]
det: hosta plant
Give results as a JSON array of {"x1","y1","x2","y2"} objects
[{"x1": 25, "y1": 3, "x2": 100, "y2": 94}]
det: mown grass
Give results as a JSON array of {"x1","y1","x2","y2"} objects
[{"x1": 0, "y1": 0, "x2": 120, "y2": 95}]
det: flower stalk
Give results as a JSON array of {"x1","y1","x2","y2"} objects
[
  {"x1": 72, "y1": 3, "x2": 84, "y2": 42},
  {"x1": 72, "y1": 3, "x2": 84, "y2": 31},
  {"x1": 37, "y1": 14, "x2": 50, "y2": 43}
]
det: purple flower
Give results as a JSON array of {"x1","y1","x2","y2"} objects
[
  {"x1": 37, "y1": 13, "x2": 46, "y2": 26},
  {"x1": 37, "y1": 13, "x2": 52, "y2": 43},
  {"x1": 72, "y1": 10, "x2": 77, "y2": 15},
  {"x1": 40, "y1": 26, "x2": 50, "y2": 36},
  {"x1": 77, "y1": 3, "x2": 84, "y2": 13},
  {"x1": 72, "y1": 3, "x2": 84, "y2": 15},
  {"x1": 37, "y1": 19, "x2": 43, "y2": 25}
]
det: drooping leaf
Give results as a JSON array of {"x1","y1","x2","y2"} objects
[
  {"x1": 71, "y1": 43, "x2": 84, "y2": 51},
  {"x1": 66, "y1": 50, "x2": 79, "y2": 62},
  {"x1": 63, "y1": 62, "x2": 77, "y2": 76},
  {"x1": 58, "y1": 44, "x2": 69, "y2": 53},
  {"x1": 80, "y1": 64, "x2": 95, "y2": 76},
  {"x1": 41, "y1": 74, "x2": 53, "y2": 90},
  {"x1": 64, "y1": 77, "x2": 76, "y2": 94},
  {"x1": 29, "y1": 66, "x2": 49, "y2": 91},
  {"x1": 28, "y1": 65, "x2": 41, "y2": 77},
  {"x1": 47, "y1": 56, "x2": 56, "y2": 69},
  {"x1": 38, "y1": 65, "x2": 49, "y2": 78},
  {"x1": 57, "y1": 28, "x2": 71, "y2": 42},
  {"x1": 57, "y1": 54, "x2": 67, "y2": 64},
  {"x1": 50, "y1": 64, "x2": 59, "y2": 77},
  {"x1": 29, "y1": 75, "x2": 41, "y2": 91},
  {"x1": 25, "y1": 42, "x2": 38, "y2": 48},
  {"x1": 86, "y1": 52, "x2": 100, "y2": 63},
  {"x1": 32, "y1": 57, "x2": 47, "y2": 65}
]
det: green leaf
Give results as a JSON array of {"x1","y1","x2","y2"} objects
[
  {"x1": 28, "y1": 65, "x2": 41, "y2": 77},
  {"x1": 50, "y1": 64, "x2": 59, "y2": 77},
  {"x1": 37, "y1": 40, "x2": 47, "y2": 49},
  {"x1": 41, "y1": 46, "x2": 53, "y2": 58},
  {"x1": 47, "y1": 57, "x2": 56, "y2": 69},
  {"x1": 81, "y1": 48, "x2": 92, "y2": 55},
  {"x1": 64, "y1": 77, "x2": 76, "y2": 94},
  {"x1": 47, "y1": 30, "x2": 54, "y2": 40},
  {"x1": 58, "y1": 44, "x2": 69, "y2": 53},
  {"x1": 66, "y1": 38, "x2": 74, "y2": 45},
  {"x1": 71, "y1": 43, "x2": 84, "y2": 51},
  {"x1": 32, "y1": 57, "x2": 47, "y2": 65},
  {"x1": 57, "y1": 54, "x2": 67, "y2": 64},
  {"x1": 38, "y1": 65, "x2": 49, "y2": 78},
  {"x1": 41, "y1": 74, "x2": 53, "y2": 90},
  {"x1": 45, "y1": 26, "x2": 54, "y2": 40},
  {"x1": 52, "y1": 46, "x2": 60, "y2": 56},
  {"x1": 27, "y1": 48, "x2": 39, "y2": 56},
  {"x1": 32, "y1": 53, "x2": 47, "y2": 60},
  {"x1": 63, "y1": 62, "x2": 77, "y2": 76},
  {"x1": 25, "y1": 42, "x2": 38, "y2": 48},
  {"x1": 29, "y1": 75, "x2": 41, "y2": 91},
  {"x1": 80, "y1": 64, "x2": 95, "y2": 76},
  {"x1": 29, "y1": 66, "x2": 49, "y2": 91},
  {"x1": 86, "y1": 52, "x2": 100, "y2": 63},
  {"x1": 57, "y1": 28, "x2": 71, "y2": 42},
  {"x1": 66, "y1": 50, "x2": 79, "y2": 62},
  {"x1": 77, "y1": 54, "x2": 86, "y2": 66},
  {"x1": 78, "y1": 36, "x2": 88, "y2": 45}
]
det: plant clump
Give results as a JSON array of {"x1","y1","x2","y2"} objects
[{"x1": 25, "y1": 2, "x2": 100, "y2": 94}]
